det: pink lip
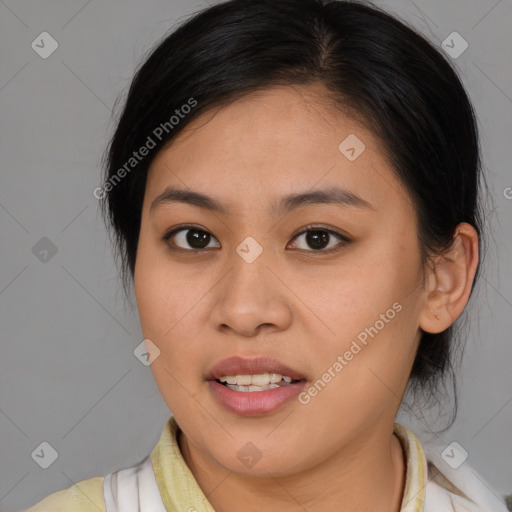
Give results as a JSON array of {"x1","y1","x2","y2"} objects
[
  {"x1": 208, "y1": 380, "x2": 307, "y2": 416},
  {"x1": 206, "y1": 356, "x2": 307, "y2": 416}
]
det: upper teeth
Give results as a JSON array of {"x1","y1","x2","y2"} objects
[{"x1": 219, "y1": 374, "x2": 293, "y2": 386}]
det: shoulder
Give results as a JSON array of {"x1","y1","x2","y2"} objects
[
  {"x1": 423, "y1": 443, "x2": 510, "y2": 512},
  {"x1": 24, "y1": 476, "x2": 105, "y2": 512}
]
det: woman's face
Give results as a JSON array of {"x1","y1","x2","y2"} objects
[{"x1": 134, "y1": 84, "x2": 429, "y2": 477}]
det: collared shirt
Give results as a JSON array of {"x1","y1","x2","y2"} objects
[{"x1": 24, "y1": 416, "x2": 509, "y2": 512}]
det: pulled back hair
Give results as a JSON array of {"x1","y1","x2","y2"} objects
[{"x1": 100, "y1": 0, "x2": 486, "y2": 428}]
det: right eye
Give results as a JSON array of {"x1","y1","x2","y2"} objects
[{"x1": 162, "y1": 225, "x2": 221, "y2": 251}]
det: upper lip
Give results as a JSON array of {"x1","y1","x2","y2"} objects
[{"x1": 207, "y1": 356, "x2": 307, "y2": 381}]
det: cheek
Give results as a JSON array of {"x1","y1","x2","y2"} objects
[
  {"x1": 134, "y1": 237, "x2": 214, "y2": 386},
  {"x1": 134, "y1": 251, "x2": 205, "y2": 412},
  {"x1": 135, "y1": 264, "x2": 203, "y2": 354},
  {"x1": 296, "y1": 240, "x2": 418, "y2": 340},
  {"x1": 134, "y1": 230, "x2": 196, "y2": 336},
  {"x1": 295, "y1": 239, "x2": 421, "y2": 397}
]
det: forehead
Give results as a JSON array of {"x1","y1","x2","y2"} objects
[{"x1": 144, "y1": 85, "x2": 411, "y2": 218}]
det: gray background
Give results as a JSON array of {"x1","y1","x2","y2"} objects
[{"x1": 0, "y1": 1, "x2": 511, "y2": 510}]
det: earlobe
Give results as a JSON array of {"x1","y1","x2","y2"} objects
[{"x1": 419, "y1": 222, "x2": 479, "y2": 334}]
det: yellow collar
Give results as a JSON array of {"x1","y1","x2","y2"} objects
[{"x1": 393, "y1": 422, "x2": 428, "y2": 511}]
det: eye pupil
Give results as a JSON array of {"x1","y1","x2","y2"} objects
[
  {"x1": 306, "y1": 230, "x2": 329, "y2": 250},
  {"x1": 187, "y1": 229, "x2": 210, "y2": 249}
]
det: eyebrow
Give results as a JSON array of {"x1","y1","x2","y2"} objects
[{"x1": 150, "y1": 185, "x2": 374, "y2": 216}]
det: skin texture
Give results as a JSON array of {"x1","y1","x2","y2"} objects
[{"x1": 134, "y1": 84, "x2": 479, "y2": 512}]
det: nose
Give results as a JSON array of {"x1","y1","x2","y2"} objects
[{"x1": 209, "y1": 245, "x2": 293, "y2": 338}]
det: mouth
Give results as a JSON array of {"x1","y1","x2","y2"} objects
[{"x1": 206, "y1": 356, "x2": 308, "y2": 415}]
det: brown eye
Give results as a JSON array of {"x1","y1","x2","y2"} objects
[
  {"x1": 163, "y1": 226, "x2": 221, "y2": 251},
  {"x1": 288, "y1": 226, "x2": 350, "y2": 253}
]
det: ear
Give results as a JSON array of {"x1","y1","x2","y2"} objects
[{"x1": 419, "y1": 222, "x2": 479, "y2": 334}]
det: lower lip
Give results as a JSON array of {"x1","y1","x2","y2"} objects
[{"x1": 208, "y1": 380, "x2": 307, "y2": 416}]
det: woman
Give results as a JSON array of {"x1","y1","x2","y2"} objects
[{"x1": 25, "y1": 0, "x2": 509, "y2": 510}]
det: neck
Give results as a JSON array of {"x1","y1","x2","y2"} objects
[{"x1": 178, "y1": 422, "x2": 406, "y2": 512}]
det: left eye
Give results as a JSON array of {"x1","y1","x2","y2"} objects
[
  {"x1": 288, "y1": 227, "x2": 349, "y2": 253},
  {"x1": 163, "y1": 225, "x2": 221, "y2": 251}
]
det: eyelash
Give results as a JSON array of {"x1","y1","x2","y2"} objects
[{"x1": 161, "y1": 224, "x2": 351, "y2": 254}]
